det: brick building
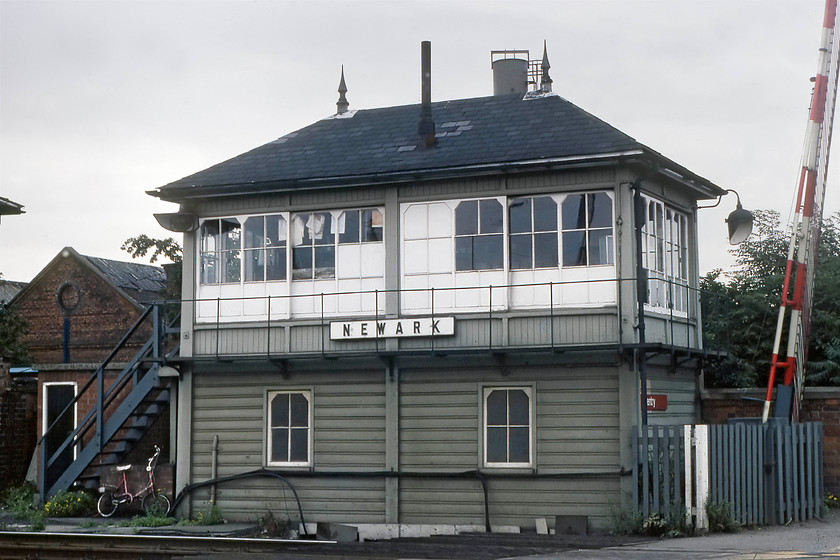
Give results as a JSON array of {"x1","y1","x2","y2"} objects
[{"x1": 7, "y1": 247, "x2": 169, "y2": 492}]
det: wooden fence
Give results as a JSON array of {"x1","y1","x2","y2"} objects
[{"x1": 634, "y1": 422, "x2": 823, "y2": 528}]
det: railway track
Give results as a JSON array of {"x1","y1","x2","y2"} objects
[
  {"x1": 0, "y1": 529, "x2": 645, "y2": 559},
  {"x1": 0, "y1": 531, "x2": 327, "y2": 559}
]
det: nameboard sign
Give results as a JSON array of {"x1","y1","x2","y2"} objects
[{"x1": 330, "y1": 317, "x2": 455, "y2": 340}]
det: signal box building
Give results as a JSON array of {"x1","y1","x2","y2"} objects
[{"x1": 150, "y1": 47, "x2": 726, "y2": 534}]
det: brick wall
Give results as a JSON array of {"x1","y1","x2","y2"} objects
[
  {"x1": 702, "y1": 387, "x2": 840, "y2": 492},
  {"x1": 0, "y1": 376, "x2": 37, "y2": 493},
  {"x1": 11, "y1": 255, "x2": 152, "y2": 365}
]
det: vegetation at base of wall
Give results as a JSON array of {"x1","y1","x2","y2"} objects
[
  {"x1": 0, "y1": 483, "x2": 45, "y2": 531},
  {"x1": 824, "y1": 492, "x2": 840, "y2": 510},
  {"x1": 608, "y1": 503, "x2": 692, "y2": 538},
  {"x1": 115, "y1": 512, "x2": 176, "y2": 528},
  {"x1": 43, "y1": 489, "x2": 95, "y2": 517},
  {"x1": 705, "y1": 500, "x2": 739, "y2": 533},
  {"x1": 258, "y1": 509, "x2": 292, "y2": 538},
  {"x1": 702, "y1": 210, "x2": 840, "y2": 388},
  {"x1": 607, "y1": 502, "x2": 645, "y2": 535},
  {"x1": 177, "y1": 503, "x2": 225, "y2": 526}
]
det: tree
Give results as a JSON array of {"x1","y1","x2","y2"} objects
[
  {"x1": 121, "y1": 235, "x2": 183, "y2": 301},
  {"x1": 121, "y1": 235, "x2": 182, "y2": 264},
  {"x1": 702, "y1": 210, "x2": 840, "y2": 387},
  {"x1": 0, "y1": 304, "x2": 31, "y2": 366}
]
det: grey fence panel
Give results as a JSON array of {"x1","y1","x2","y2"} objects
[
  {"x1": 635, "y1": 425, "x2": 686, "y2": 519},
  {"x1": 634, "y1": 422, "x2": 823, "y2": 527}
]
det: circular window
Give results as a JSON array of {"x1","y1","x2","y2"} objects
[{"x1": 56, "y1": 281, "x2": 81, "y2": 313}]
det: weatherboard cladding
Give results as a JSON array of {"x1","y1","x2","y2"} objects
[
  {"x1": 189, "y1": 365, "x2": 620, "y2": 528},
  {"x1": 157, "y1": 94, "x2": 642, "y2": 195}
]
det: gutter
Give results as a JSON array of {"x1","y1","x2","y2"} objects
[{"x1": 149, "y1": 150, "x2": 651, "y2": 202}]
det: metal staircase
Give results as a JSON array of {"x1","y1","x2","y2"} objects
[{"x1": 34, "y1": 302, "x2": 179, "y2": 503}]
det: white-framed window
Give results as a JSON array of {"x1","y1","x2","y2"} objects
[
  {"x1": 483, "y1": 386, "x2": 533, "y2": 468},
  {"x1": 244, "y1": 214, "x2": 287, "y2": 282},
  {"x1": 266, "y1": 390, "x2": 312, "y2": 467},
  {"x1": 509, "y1": 196, "x2": 559, "y2": 270},
  {"x1": 291, "y1": 212, "x2": 336, "y2": 280},
  {"x1": 561, "y1": 192, "x2": 614, "y2": 267},
  {"x1": 641, "y1": 196, "x2": 690, "y2": 313},
  {"x1": 200, "y1": 218, "x2": 241, "y2": 284},
  {"x1": 455, "y1": 198, "x2": 504, "y2": 271}
]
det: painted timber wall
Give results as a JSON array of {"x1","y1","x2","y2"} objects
[
  {"x1": 173, "y1": 164, "x2": 709, "y2": 531},
  {"x1": 187, "y1": 359, "x2": 624, "y2": 530}
]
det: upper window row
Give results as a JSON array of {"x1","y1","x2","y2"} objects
[
  {"x1": 454, "y1": 192, "x2": 615, "y2": 272},
  {"x1": 201, "y1": 208, "x2": 383, "y2": 285}
]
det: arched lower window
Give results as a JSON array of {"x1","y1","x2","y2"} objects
[
  {"x1": 484, "y1": 387, "x2": 532, "y2": 467},
  {"x1": 267, "y1": 391, "x2": 311, "y2": 466}
]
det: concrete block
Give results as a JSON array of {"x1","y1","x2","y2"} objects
[
  {"x1": 535, "y1": 517, "x2": 549, "y2": 535},
  {"x1": 316, "y1": 522, "x2": 358, "y2": 542}
]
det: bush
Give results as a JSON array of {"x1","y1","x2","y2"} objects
[
  {"x1": 706, "y1": 500, "x2": 739, "y2": 533},
  {"x1": 1, "y1": 483, "x2": 46, "y2": 530},
  {"x1": 824, "y1": 492, "x2": 840, "y2": 510},
  {"x1": 43, "y1": 490, "x2": 94, "y2": 517},
  {"x1": 1, "y1": 484, "x2": 36, "y2": 518}
]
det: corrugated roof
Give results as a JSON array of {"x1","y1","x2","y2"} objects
[
  {"x1": 84, "y1": 256, "x2": 166, "y2": 305},
  {"x1": 152, "y1": 93, "x2": 722, "y2": 201}
]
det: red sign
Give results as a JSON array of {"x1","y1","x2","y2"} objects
[{"x1": 646, "y1": 394, "x2": 668, "y2": 411}]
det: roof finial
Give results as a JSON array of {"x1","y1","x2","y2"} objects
[
  {"x1": 540, "y1": 40, "x2": 552, "y2": 93},
  {"x1": 337, "y1": 65, "x2": 349, "y2": 115}
]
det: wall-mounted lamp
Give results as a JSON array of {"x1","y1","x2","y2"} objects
[
  {"x1": 154, "y1": 212, "x2": 199, "y2": 233},
  {"x1": 699, "y1": 189, "x2": 753, "y2": 245}
]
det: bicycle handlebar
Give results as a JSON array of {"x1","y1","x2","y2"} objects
[{"x1": 146, "y1": 445, "x2": 161, "y2": 472}]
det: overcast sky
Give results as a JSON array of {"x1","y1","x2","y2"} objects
[{"x1": 1, "y1": 0, "x2": 837, "y2": 283}]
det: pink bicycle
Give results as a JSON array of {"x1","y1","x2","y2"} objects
[{"x1": 97, "y1": 445, "x2": 170, "y2": 517}]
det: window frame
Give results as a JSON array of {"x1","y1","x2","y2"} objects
[
  {"x1": 560, "y1": 191, "x2": 615, "y2": 268},
  {"x1": 640, "y1": 195, "x2": 690, "y2": 313},
  {"x1": 509, "y1": 195, "x2": 559, "y2": 271},
  {"x1": 454, "y1": 197, "x2": 505, "y2": 272},
  {"x1": 481, "y1": 386, "x2": 534, "y2": 469},
  {"x1": 199, "y1": 217, "x2": 242, "y2": 285},
  {"x1": 243, "y1": 214, "x2": 288, "y2": 283},
  {"x1": 265, "y1": 389, "x2": 313, "y2": 468}
]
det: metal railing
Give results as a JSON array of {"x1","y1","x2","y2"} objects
[
  {"x1": 183, "y1": 276, "x2": 739, "y2": 359},
  {"x1": 32, "y1": 302, "x2": 180, "y2": 502}
]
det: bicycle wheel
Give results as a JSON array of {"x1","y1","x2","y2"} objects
[
  {"x1": 142, "y1": 492, "x2": 171, "y2": 516},
  {"x1": 97, "y1": 490, "x2": 119, "y2": 517}
]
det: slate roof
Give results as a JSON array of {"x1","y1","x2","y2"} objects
[
  {"x1": 151, "y1": 93, "x2": 724, "y2": 201},
  {"x1": 84, "y1": 256, "x2": 167, "y2": 305},
  {"x1": 0, "y1": 280, "x2": 27, "y2": 304}
]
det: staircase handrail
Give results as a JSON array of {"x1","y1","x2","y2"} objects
[{"x1": 31, "y1": 301, "x2": 178, "y2": 503}]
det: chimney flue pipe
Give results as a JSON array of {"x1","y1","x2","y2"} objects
[{"x1": 418, "y1": 40, "x2": 435, "y2": 148}]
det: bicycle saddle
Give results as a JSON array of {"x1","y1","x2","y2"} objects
[{"x1": 116, "y1": 464, "x2": 131, "y2": 471}]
